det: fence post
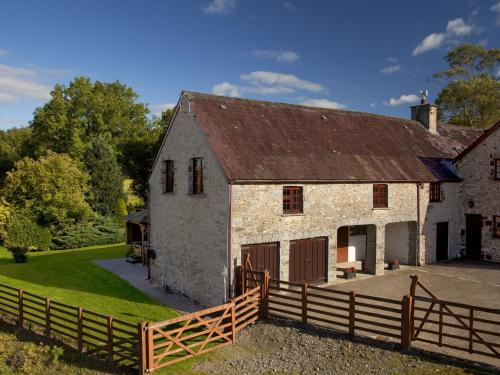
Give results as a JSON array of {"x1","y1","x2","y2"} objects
[
  {"x1": 18, "y1": 289, "x2": 23, "y2": 327},
  {"x1": 259, "y1": 270, "x2": 270, "y2": 320},
  {"x1": 138, "y1": 321, "x2": 147, "y2": 374},
  {"x1": 401, "y1": 295, "x2": 413, "y2": 349},
  {"x1": 301, "y1": 283, "x2": 308, "y2": 324},
  {"x1": 77, "y1": 308, "x2": 83, "y2": 353},
  {"x1": 107, "y1": 316, "x2": 114, "y2": 362},
  {"x1": 409, "y1": 276, "x2": 417, "y2": 340},
  {"x1": 231, "y1": 303, "x2": 236, "y2": 344},
  {"x1": 469, "y1": 308, "x2": 473, "y2": 354},
  {"x1": 349, "y1": 291, "x2": 356, "y2": 336},
  {"x1": 235, "y1": 265, "x2": 242, "y2": 296},
  {"x1": 147, "y1": 322, "x2": 154, "y2": 373},
  {"x1": 45, "y1": 298, "x2": 51, "y2": 337}
]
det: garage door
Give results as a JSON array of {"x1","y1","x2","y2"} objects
[
  {"x1": 289, "y1": 237, "x2": 327, "y2": 283},
  {"x1": 241, "y1": 242, "x2": 279, "y2": 279}
]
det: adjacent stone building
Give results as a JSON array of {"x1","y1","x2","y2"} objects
[{"x1": 148, "y1": 92, "x2": 497, "y2": 307}]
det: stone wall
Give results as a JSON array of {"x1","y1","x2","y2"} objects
[
  {"x1": 229, "y1": 182, "x2": 460, "y2": 292},
  {"x1": 148, "y1": 99, "x2": 230, "y2": 307},
  {"x1": 456, "y1": 127, "x2": 500, "y2": 261}
]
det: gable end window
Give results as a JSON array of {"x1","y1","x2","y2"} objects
[
  {"x1": 283, "y1": 186, "x2": 303, "y2": 214},
  {"x1": 373, "y1": 184, "x2": 388, "y2": 208},
  {"x1": 191, "y1": 158, "x2": 204, "y2": 194},
  {"x1": 494, "y1": 216, "x2": 500, "y2": 239},
  {"x1": 429, "y1": 182, "x2": 442, "y2": 202},
  {"x1": 495, "y1": 159, "x2": 500, "y2": 181},
  {"x1": 163, "y1": 160, "x2": 174, "y2": 193}
]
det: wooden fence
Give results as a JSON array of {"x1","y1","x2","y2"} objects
[
  {"x1": 410, "y1": 276, "x2": 500, "y2": 360},
  {"x1": 141, "y1": 285, "x2": 261, "y2": 373},
  {"x1": 241, "y1": 268, "x2": 500, "y2": 362},
  {"x1": 0, "y1": 283, "x2": 140, "y2": 370}
]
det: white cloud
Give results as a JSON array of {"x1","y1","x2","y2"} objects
[
  {"x1": 412, "y1": 33, "x2": 446, "y2": 56},
  {"x1": 241, "y1": 71, "x2": 324, "y2": 92},
  {"x1": 0, "y1": 92, "x2": 17, "y2": 104},
  {"x1": 381, "y1": 65, "x2": 401, "y2": 74},
  {"x1": 0, "y1": 49, "x2": 10, "y2": 58},
  {"x1": 446, "y1": 18, "x2": 473, "y2": 36},
  {"x1": 383, "y1": 94, "x2": 419, "y2": 106},
  {"x1": 412, "y1": 18, "x2": 474, "y2": 56},
  {"x1": 491, "y1": 2, "x2": 500, "y2": 25},
  {"x1": 283, "y1": 2, "x2": 296, "y2": 11},
  {"x1": 151, "y1": 102, "x2": 176, "y2": 116},
  {"x1": 370, "y1": 102, "x2": 377, "y2": 108},
  {"x1": 0, "y1": 63, "x2": 58, "y2": 104},
  {"x1": 202, "y1": 0, "x2": 237, "y2": 15},
  {"x1": 386, "y1": 57, "x2": 398, "y2": 63},
  {"x1": 212, "y1": 71, "x2": 326, "y2": 98},
  {"x1": 301, "y1": 98, "x2": 346, "y2": 109},
  {"x1": 3, "y1": 116, "x2": 23, "y2": 126},
  {"x1": 253, "y1": 49, "x2": 300, "y2": 63}
]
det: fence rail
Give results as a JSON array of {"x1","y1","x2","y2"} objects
[{"x1": 0, "y1": 283, "x2": 140, "y2": 370}]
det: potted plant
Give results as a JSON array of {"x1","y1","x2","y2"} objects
[
  {"x1": 388, "y1": 259, "x2": 400, "y2": 270},
  {"x1": 343, "y1": 267, "x2": 356, "y2": 279}
]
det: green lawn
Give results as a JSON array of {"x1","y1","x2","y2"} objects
[{"x1": 0, "y1": 244, "x2": 177, "y2": 323}]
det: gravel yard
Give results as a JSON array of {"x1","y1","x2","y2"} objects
[{"x1": 192, "y1": 319, "x2": 497, "y2": 375}]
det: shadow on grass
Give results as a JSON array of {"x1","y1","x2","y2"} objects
[
  {"x1": 0, "y1": 318, "x2": 134, "y2": 374},
  {"x1": 268, "y1": 318, "x2": 499, "y2": 375}
]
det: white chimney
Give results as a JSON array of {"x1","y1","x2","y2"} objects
[{"x1": 411, "y1": 90, "x2": 438, "y2": 134}]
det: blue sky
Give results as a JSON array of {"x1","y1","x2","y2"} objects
[{"x1": 0, "y1": 0, "x2": 499, "y2": 130}]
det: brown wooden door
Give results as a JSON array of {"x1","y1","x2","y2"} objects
[
  {"x1": 289, "y1": 237, "x2": 327, "y2": 283},
  {"x1": 436, "y1": 222, "x2": 448, "y2": 261},
  {"x1": 466, "y1": 214, "x2": 482, "y2": 258},
  {"x1": 337, "y1": 227, "x2": 349, "y2": 263},
  {"x1": 241, "y1": 242, "x2": 279, "y2": 279}
]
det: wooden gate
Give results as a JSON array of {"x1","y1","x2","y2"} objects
[
  {"x1": 289, "y1": 237, "x2": 327, "y2": 283},
  {"x1": 409, "y1": 276, "x2": 500, "y2": 360}
]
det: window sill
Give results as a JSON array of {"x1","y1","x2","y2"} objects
[
  {"x1": 372, "y1": 207, "x2": 390, "y2": 210},
  {"x1": 282, "y1": 213, "x2": 305, "y2": 217},
  {"x1": 188, "y1": 193, "x2": 206, "y2": 197}
]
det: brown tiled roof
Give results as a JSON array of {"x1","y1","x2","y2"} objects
[{"x1": 186, "y1": 92, "x2": 482, "y2": 182}]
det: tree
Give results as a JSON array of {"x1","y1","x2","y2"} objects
[
  {"x1": 120, "y1": 108, "x2": 174, "y2": 199},
  {"x1": 30, "y1": 76, "x2": 150, "y2": 165},
  {"x1": 84, "y1": 137, "x2": 124, "y2": 216},
  {"x1": 0, "y1": 127, "x2": 33, "y2": 184},
  {"x1": 2, "y1": 152, "x2": 93, "y2": 229},
  {"x1": 434, "y1": 44, "x2": 500, "y2": 128}
]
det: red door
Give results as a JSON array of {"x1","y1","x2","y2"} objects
[{"x1": 337, "y1": 227, "x2": 349, "y2": 263}]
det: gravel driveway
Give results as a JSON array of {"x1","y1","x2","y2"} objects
[{"x1": 192, "y1": 319, "x2": 497, "y2": 375}]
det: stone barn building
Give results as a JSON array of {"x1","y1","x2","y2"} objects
[{"x1": 148, "y1": 91, "x2": 499, "y2": 306}]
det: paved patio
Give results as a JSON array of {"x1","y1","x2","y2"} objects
[{"x1": 95, "y1": 259, "x2": 200, "y2": 314}]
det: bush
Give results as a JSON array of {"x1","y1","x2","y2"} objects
[
  {"x1": 5, "y1": 209, "x2": 52, "y2": 252},
  {"x1": 8, "y1": 246, "x2": 29, "y2": 263},
  {"x1": 51, "y1": 216, "x2": 124, "y2": 250}
]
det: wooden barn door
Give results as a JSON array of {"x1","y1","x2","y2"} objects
[
  {"x1": 289, "y1": 237, "x2": 327, "y2": 283},
  {"x1": 241, "y1": 242, "x2": 279, "y2": 279}
]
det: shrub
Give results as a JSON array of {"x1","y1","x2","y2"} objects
[
  {"x1": 51, "y1": 216, "x2": 124, "y2": 250},
  {"x1": 5, "y1": 209, "x2": 52, "y2": 252},
  {"x1": 8, "y1": 246, "x2": 29, "y2": 263}
]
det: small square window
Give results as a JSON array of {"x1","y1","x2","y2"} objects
[{"x1": 283, "y1": 186, "x2": 303, "y2": 214}]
